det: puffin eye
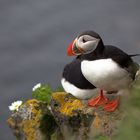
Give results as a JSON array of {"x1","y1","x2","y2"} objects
[{"x1": 82, "y1": 38, "x2": 86, "y2": 43}]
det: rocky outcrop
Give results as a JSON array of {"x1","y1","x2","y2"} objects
[
  {"x1": 7, "y1": 92, "x2": 124, "y2": 140},
  {"x1": 7, "y1": 69, "x2": 140, "y2": 140},
  {"x1": 7, "y1": 99, "x2": 57, "y2": 140}
]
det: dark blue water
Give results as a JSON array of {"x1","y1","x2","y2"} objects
[{"x1": 1, "y1": 0, "x2": 140, "y2": 139}]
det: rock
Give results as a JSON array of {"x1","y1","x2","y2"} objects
[
  {"x1": 7, "y1": 92, "x2": 124, "y2": 140},
  {"x1": 50, "y1": 92, "x2": 95, "y2": 140},
  {"x1": 51, "y1": 92, "x2": 123, "y2": 140},
  {"x1": 7, "y1": 99, "x2": 58, "y2": 140}
]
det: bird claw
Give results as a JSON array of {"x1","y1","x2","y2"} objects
[
  {"x1": 104, "y1": 97, "x2": 119, "y2": 112},
  {"x1": 88, "y1": 90, "x2": 108, "y2": 107}
]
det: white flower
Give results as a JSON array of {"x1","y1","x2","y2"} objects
[
  {"x1": 9, "y1": 101, "x2": 23, "y2": 111},
  {"x1": 32, "y1": 83, "x2": 41, "y2": 91}
]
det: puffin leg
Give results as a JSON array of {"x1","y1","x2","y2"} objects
[
  {"x1": 88, "y1": 90, "x2": 108, "y2": 107},
  {"x1": 104, "y1": 96, "x2": 119, "y2": 112}
]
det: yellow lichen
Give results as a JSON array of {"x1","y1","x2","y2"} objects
[
  {"x1": 22, "y1": 99, "x2": 42, "y2": 140},
  {"x1": 7, "y1": 99, "x2": 43, "y2": 140},
  {"x1": 52, "y1": 92, "x2": 84, "y2": 116},
  {"x1": 25, "y1": 99, "x2": 39, "y2": 106},
  {"x1": 52, "y1": 92, "x2": 66, "y2": 104}
]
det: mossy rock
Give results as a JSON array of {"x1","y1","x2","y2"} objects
[
  {"x1": 7, "y1": 92, "x2": 124, "y2": 140},
  {"x1": 7, "y1": 99, "x2": 58, "y2": 140},
  {"x1": 50, "y1": 92, "x2": 123, "y2": 140}
]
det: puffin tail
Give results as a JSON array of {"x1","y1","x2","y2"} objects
[{"x1": 129, "y1": 54, "x2": 140, "y2": 57}]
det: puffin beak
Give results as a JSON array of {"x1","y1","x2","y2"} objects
[
  {"x1": 67, "y1": 40, "x2": 75, "y2": 56},
  {"x1": 67, "y1": 39, "x2": 85, "y2": 56}
]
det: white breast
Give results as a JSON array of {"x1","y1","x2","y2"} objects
[
  {"x1": 81, "y1": 59, "x2": 132, "y2": 91},
  {"x1": 61, "y1": 78, "x2": 99, "y2": 99}
]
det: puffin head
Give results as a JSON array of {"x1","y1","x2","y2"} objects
[{"x1": 67, "y1": 31, "x2": 102, "y2": 56}]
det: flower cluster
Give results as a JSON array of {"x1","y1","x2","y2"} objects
[{"x1": 9, "y1": 101, "x2": 23, "y2": 111}]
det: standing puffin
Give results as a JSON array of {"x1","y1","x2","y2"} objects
[{"x1": 62, "y1": 31, "x2": 139, "y2": 112}]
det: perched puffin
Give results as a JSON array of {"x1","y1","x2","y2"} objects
[{"x1": 62, "y1": 31, "x2": 139, "y2": 112}]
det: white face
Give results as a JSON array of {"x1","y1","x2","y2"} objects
[{"x1": 75, "y1": 35, "x2": 100, "y2": 54}]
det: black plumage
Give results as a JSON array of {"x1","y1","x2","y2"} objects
[{"x1": 62, "y1": 59, "x2": 96, "y2": 89}]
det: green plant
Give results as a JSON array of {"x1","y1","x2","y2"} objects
[{"x1": 32, "y1": 84, "x2": 52, "y2": 103}]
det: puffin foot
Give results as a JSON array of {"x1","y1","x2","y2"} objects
[
  {"x1": 104, "y1": 97, "x2": 119, "y2": 112},
  {"x1": 88, "y1": 90, "x2": 108, "y2": 107}
]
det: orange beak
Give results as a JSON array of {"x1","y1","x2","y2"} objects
[
  {"x1": 67, "y1": 39, "x2": 85, "y2": 56},
  {"x1": 67, "y1": 41, "x2": 75, "y2": 56}
]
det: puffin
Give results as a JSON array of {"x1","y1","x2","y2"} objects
[{"x1": 61, "y1": 31, "x2": 139, "y2": 112}]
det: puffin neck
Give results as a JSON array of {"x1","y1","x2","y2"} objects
[{"x1": 94, "y1": 39, "x2": 104, "y2": 54}]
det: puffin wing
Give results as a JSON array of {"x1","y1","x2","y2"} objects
[
  {"x1": 62, "y1": 59, "x2": 98, "y2": 99},
  {"x1": 62, "y1": 59, "x2": 96, "y2": 90},
  {"x1": 104, "y1": 45, "x2": 139, "y2": 80}
]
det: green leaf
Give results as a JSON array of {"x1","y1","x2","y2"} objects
[{"x1": 32, "y1": 84, "x2": 53, "y2": 103}]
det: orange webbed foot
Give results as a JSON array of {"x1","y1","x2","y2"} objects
[
  {"x1": 88, "y1": 90, "x2": 108, "y2": 107},
  {"x1": 104, "y1": 97, "x2": 119, "y2": 112}
]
